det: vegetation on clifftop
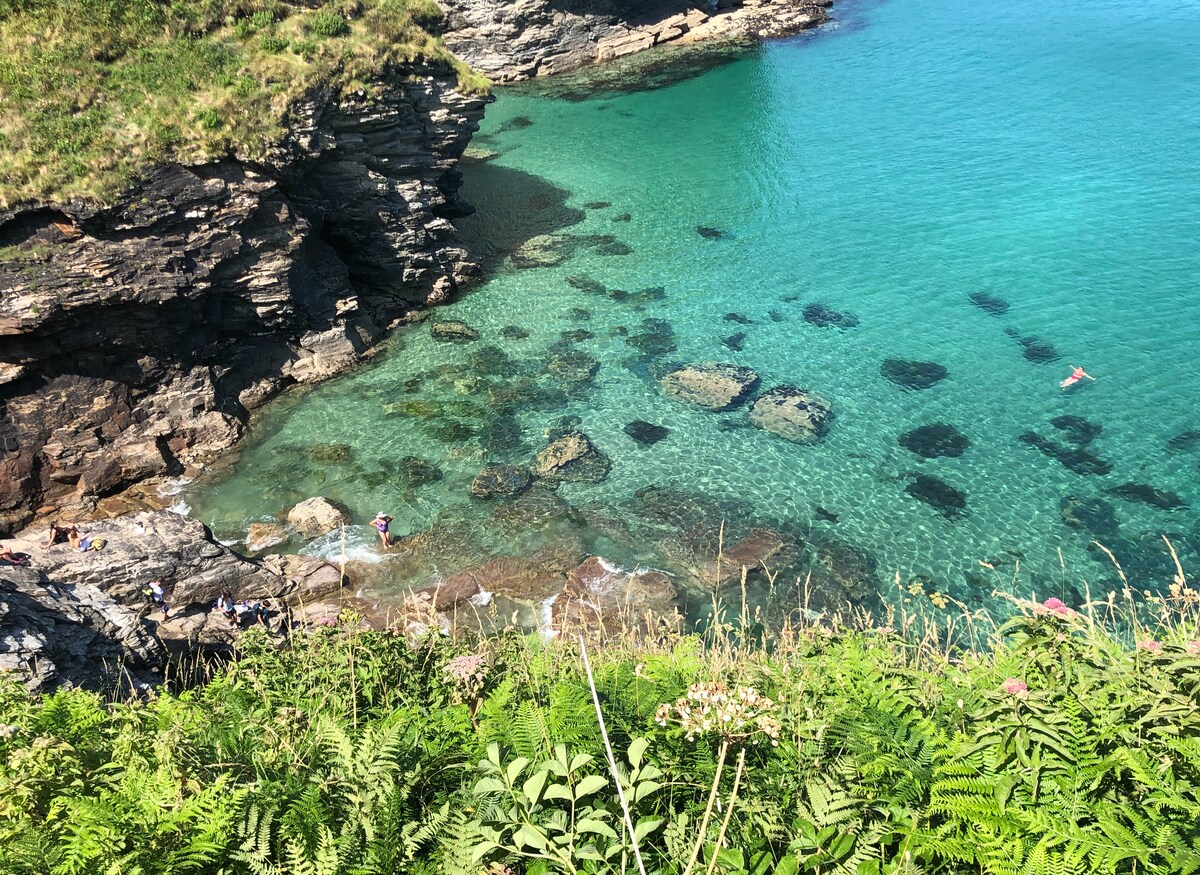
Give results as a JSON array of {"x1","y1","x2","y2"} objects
[
  {"x1": 0, "y1": 0, "x2": 490, "y2": 207},
  {"x1": 3, "y1": 586, "x2": 1200, "y2": 874}
]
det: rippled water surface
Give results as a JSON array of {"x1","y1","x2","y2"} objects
[{"x1": 189, "y1": 0, "x2": 1200, "y2": 616}]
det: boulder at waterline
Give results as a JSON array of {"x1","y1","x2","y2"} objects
[
  {"x1": 286, "y1": 496, "x2": 351, "y2": 539},
  {"x1": 904, "y1": 473, "x2": 967, "y2": 519},
  {"x1": 533, "y1": 431, "x2": 611, "y2": 483},
  {"x1": 880, "y1": 359, "x2": 948, "y2": 390},
  {"x1": 748, "y1": 385, "x2": 832, "y2": 443},
  {"x1": 968, "y1": 291, "x2": 1010, "y2": 315},
  {"x1": 898, "y1": 423, "x2": 971, "y2": 459},
  {"x1": 624, "y1": 420, "x2": 670, "y2": 445},
  {"x1": 470, "y1": 464, "x2": 533, "y2": 498},
  {"x1": 803, "y1": 303, "x2": 859, "y2": 329},
  {"x1": 430, "y1": 320, "x2": 480, "y2": 342},
  {"x1": 660, "y1": 362, "x2": 759, "y2": 411},
  {"x1": 1104, "y1": 482, "x2": 1187, "y2": 510},
  {"x1": 246, "y1": 521, "x2": 290, "y2": 552},
  {"x1": 1060, "y1": 495, "x2": 1120, "y2": 539},
  {"x1": 553, "y1": 556, "x2": 680, "y2": 637}
]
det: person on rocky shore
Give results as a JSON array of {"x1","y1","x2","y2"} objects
[
  {"x1": 0, "y1": 543, "x2": 29, "y2": 565},
  {"x1": 44, "y1": 521, "x2": 76, "y2": 547},
  {"x1": 143, "y1": 580, "x2": 169, "y2": 617},
  {"x1": 216, "y1": 590, "x2": 238, "y2": 625},
  {"x1": 370, "y1": 512, "x2": 394, "y2": 549}
]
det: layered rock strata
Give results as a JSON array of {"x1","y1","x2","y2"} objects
[
  {"x1": 439, "y1": 0, "x2": 834, "y2": 82},
  {"x1": 0, "y1": 67, "x2": 487, "y2": 533}
]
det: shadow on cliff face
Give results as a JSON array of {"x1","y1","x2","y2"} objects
[{"x1": 452, "y1": 163, "x2": 585, "y2": 275}]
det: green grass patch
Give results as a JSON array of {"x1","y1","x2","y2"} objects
[{"x1": 0, "y1": 0, "x2": 490, "y2": 207}]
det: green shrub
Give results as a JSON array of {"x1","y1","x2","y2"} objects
[{"x1": 306, "y1": 9, "x2": 349, "y2": 37}]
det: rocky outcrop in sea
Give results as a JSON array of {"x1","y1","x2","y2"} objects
[{"x1": 440, "y1": 0, "x2": 834, "y2": 82}]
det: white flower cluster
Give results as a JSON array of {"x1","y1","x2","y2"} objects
[
  {"x1": 655, "y1": 682, "x2": 781, "y2": 746},
  {"x1": 444, "y1": 653, "x2": 488, "y2": 699}
]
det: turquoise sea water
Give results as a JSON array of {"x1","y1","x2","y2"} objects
[{"x1": 188, "y1": 0, "x2": 1200, "y2": 617}]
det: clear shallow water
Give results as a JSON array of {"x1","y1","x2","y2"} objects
[{"x1": 188, "y1": 0, "x2": 1200, "y2": 616}]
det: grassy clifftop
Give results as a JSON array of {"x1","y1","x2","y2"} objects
[{"x1": 0, "y1": 0, "x2": 490, "y2": 208}]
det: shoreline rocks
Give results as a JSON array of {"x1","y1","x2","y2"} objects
[{"x1": 532, "y1": 432, "x2": 611, "y2": 483}]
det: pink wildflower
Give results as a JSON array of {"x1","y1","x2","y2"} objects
[
  {"x1": 1138, "y1": 640, "x2": 1162, "y2": 653},
  {"x1": 1035, "y1": 597, "x2": 1077, "y2": 619},
  {"x1": 314, "y1": 616, "x2": 337, "y2": 627},
  {"x1": 1002, "y1": 678, "x2": 1029, "y2": 698},
  {"x1": 1186, "y1": 641, "x2": 1200, "y2": 655}
]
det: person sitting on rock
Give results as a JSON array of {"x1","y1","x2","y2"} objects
[
  {"x1": 0, "y1": 543, "x2": 29, "y2": 566},
  {"x1": 370, "y1": 512, "x2": 394, "y2": 548},
  {"x1": 216, "y1": 590, "x2": 238, "y2": 625},
  {"x1": 67, "y1": 528, "x2": 92, "y2": 552},
  {"x1": 238, "y1": 600, "x2": 269, "y2": 627},
  {"x1": 44, "y1": 521, "x2": 76, "y2": 547}
]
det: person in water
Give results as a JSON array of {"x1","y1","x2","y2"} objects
[
  {"x1": 371, "y1": 512, "x2": 394, "y2": 548},
  {"x1": 1060, "y1": 365, "x2": 1095, "y2": 389}
]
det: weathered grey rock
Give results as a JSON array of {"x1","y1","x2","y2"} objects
[
  {"x1": 748, "y1": 385, "x2": 832, "y2": 443},
  {"x1": 246, "y1": 522, "x2": 290, "y2": 552},
  {"x1": 286, "y1": 497, "x2": 351, "y2": 539},
  {"x1": 660, "y1": 362, "x2": 759, "y2": 411},
  {"x1": 471, "y1": 464, "x2": 533, "y2": 498},
  {"x1": 430, "y1": 320, "x2": 481, "y2": 342},
  {"x1": 440, "y1": 0, "x2": 833, "y2": 82},
  {"x1": 533, "y1": 432, "x2": 611, "y2": 483},
  {"x1": 551, "y1": 556, "x2": 680, "y2": 637},
  {"x1": 0, "y1": 564, "x2": 165, "y2": 692},
  {"x1": 16, "y1": 510, "x2": 341, "y2": 608},
  {"x1": 0, "y1": 67, "x2": 488, "y2": 534}
]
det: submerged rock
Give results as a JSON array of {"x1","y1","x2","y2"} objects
[
  {"x1": 613, "y1": 213, "x2": 632, "y2": 222},
  {"x1": 625, "y1": 318, "x2": 676, "y2": 356},
  {"x1": 286, "y1": 497, "x2": 351, "y2": 539},
  {"x1": 560, "y1": 328, "x2": 595, "y2": 343},
  {"x1": 467, "y1": 345, "x2": 518, "y2": 377},
  {"x1": 880, "y1": 359, "x2": 948, "y2": 390},
  {"x1": 660, "y1": 362, "x2": 759, "y2": 410},
  {"x1": 499, "y1": 325, "x2": 530, "y2": 340},
  {"x1": 1019, "y1": 431, "x2": 1113, "y2": 476},
  {"x1": 1166, "y1": 430, "x2": 1200, "y2": 452},
  {"x1": 724, "y1": 312, "x2": 753, "y2": 324},
  {"x1": 511, "y1": 233, "x2": 576, "y2": 268},
  {"x1": 806, "y1": 535, "x2": 883, "y2": 612},
  {"x1": 1104, "y1": 482, "x2": 1187, "y2": 510},
  {"x1": 569, "y1": 307, "x2": 592, "y2": 320},
  {"x1": 1050, "y1": 414, "x2": 1103, "y2": 445},
  {"x1": 1016, "y1": 335, "x2": 1060, "y2": 363},
  {"x1": 567, "y1": 274, "x2": 609, "y2": 294},
  {"x1": 583, "y1": 201, "x2": 611, "y2": 209},
  {"x1": 480, "y1": 414, "x2": 529, "y2": 458},
  {"x1": 748, "y1": 385, "x2": 832, "y2": 443},
  {"x1": 430, "y1": 320, "x2": 480, "y2": 343},
  {"x1": 400, "y1": 456, "x2": 443, "y2": 486},
  {"x1": 533, "y1": 431, "x2": 611, "y2": 483},
  {"x1": 814, "y1": 506, "x2": 839, "y2": 523},
  {"x1": 497, "y1": 115, "x2": 534, "y2": 132},
  {"x1": 545, "y1": 349, "x2": 600, "y2": 385},
  {"x1": 1060, "y1": 495, "x2": 1120, "y2": 539},
  {"x1": 968, "y1": 291, "x2": 1010, "y2": 315},
  {"x1": 624, "y1": 420, "x2": 670, "y2": 445},
  {"x1": 696, "y1": 225, "x2": 729, "y2": 239},
  {"x1": 904, "y1": 473, "x2": 967, "y2": 519},
  {"x1": 470, "y1": 464, "x2": 532, "y2": 498},
  {"x1": 305, "y1": 443, "x2": 352, "y2": 464},
  {"x1": 898, "y1": 423, "x2": 971, "y2": 459},
  {"x1": 803, "y1": 303, "x2": 859, "y2": 329},
  {"x1": 721, "y1": 331, "x2": 747, "y2": 351}
]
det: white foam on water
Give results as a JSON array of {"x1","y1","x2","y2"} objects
[
  {"x1": 538, "y1": 594, "x2": 559, "y2": 640},
  {"x1": 166, "y1": 499, "x2": 191, "y2": 516},
  {"x1": 301, "y1": 526, "x2": 388, "y2": 564},
  {"x1": 469, "y1": 589, "x2": 494, "y2": 607}
]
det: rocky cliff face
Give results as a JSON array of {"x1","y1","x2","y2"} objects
[
  {"x1": 438, "y1": 0, "x2": 833, "y2": 81},
  {"x1": 0, "y1": 67, "x2": 487, "y2": 534}
]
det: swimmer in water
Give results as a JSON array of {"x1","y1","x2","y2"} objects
[{"x1": 1060, "y1": 365, "x2": 1095, "y2": 389}]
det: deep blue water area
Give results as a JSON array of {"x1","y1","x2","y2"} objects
[{"x1": 187, "y1": 0, "x2": 1200, "y2": 618}]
